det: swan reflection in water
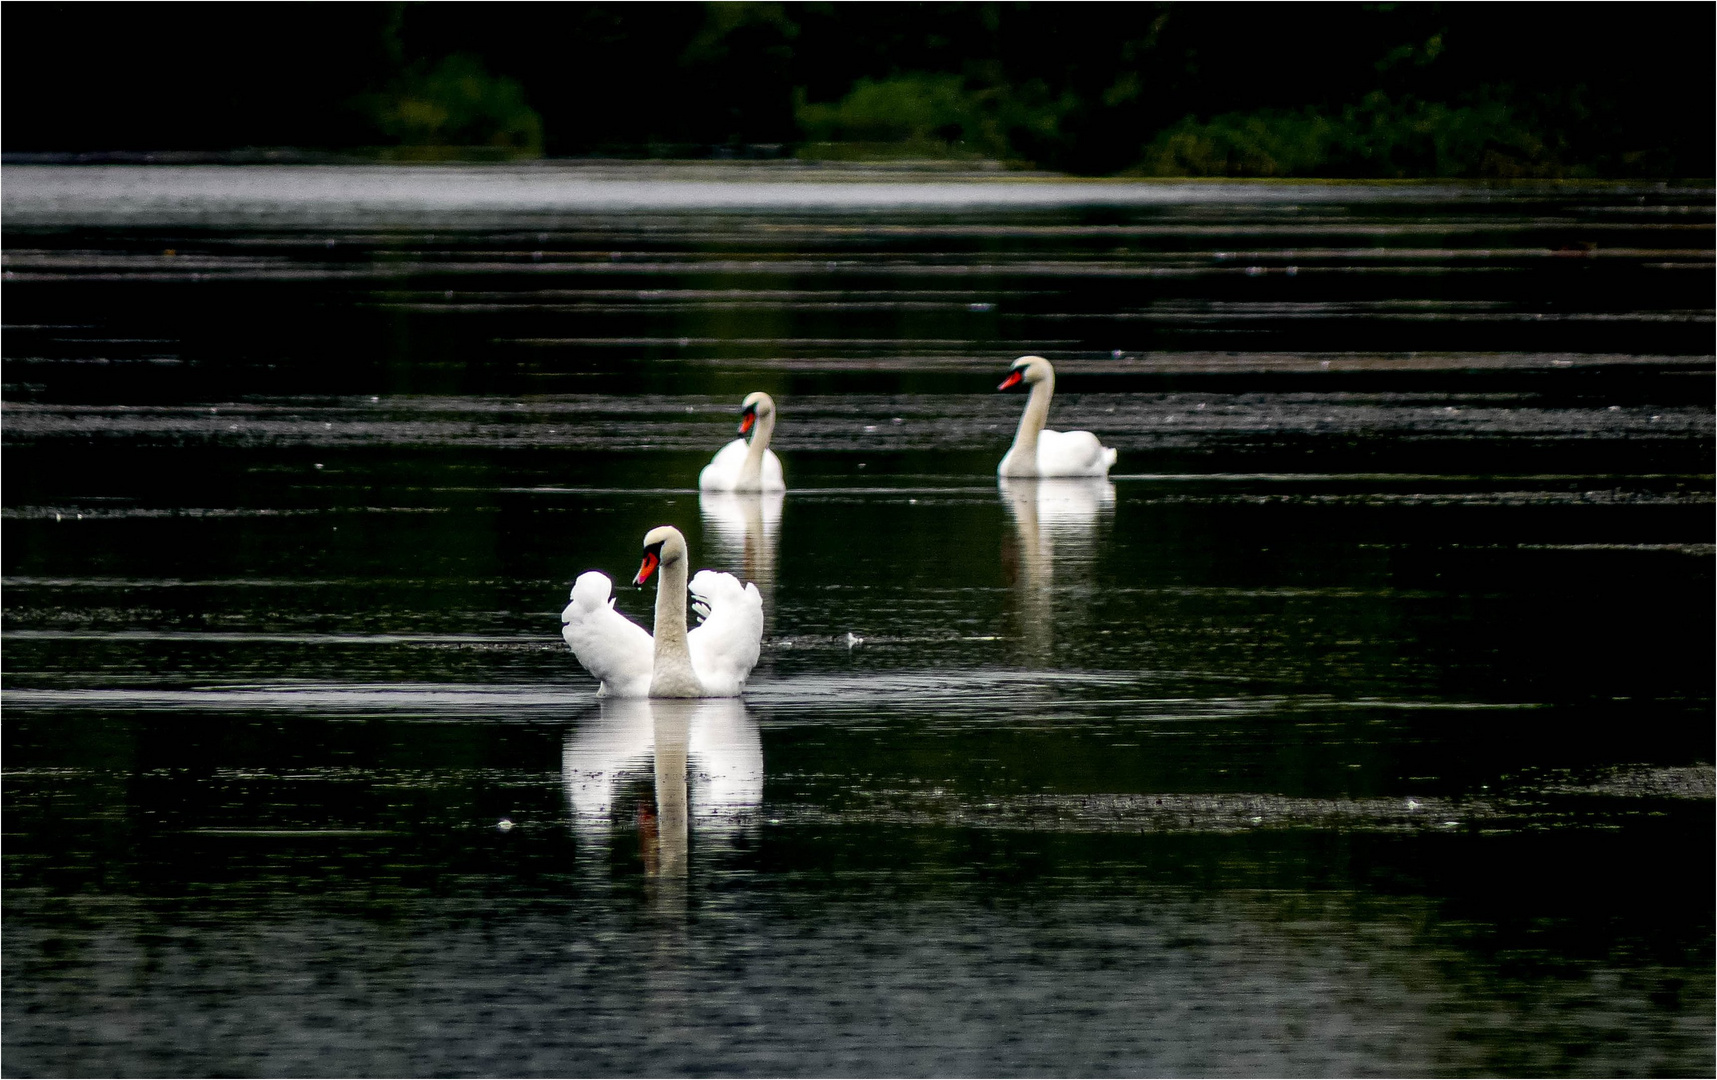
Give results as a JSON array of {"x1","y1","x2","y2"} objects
[
  {"x1": 999, "y1": 476, "x2": 1115, "y2": 660},
  {"x1": 563, "y1": 697, "x2": 763, "y2": 881},
  {"x1": 699, "y1": 489, "x2": 784, "y2": 605}
]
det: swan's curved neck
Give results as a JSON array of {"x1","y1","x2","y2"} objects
[
  {"x1": 650, "y1": 557, "x2": 702, "y2": 696},
  {"x1": 740, "y1": 410, "x2": 775, "y2": 487},
  {"x1": 1009, "y1": 372, "x2": 1055, "y2": 465}
]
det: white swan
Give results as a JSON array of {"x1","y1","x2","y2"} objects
[
  {"x1": 996, "y1": 356, "x2": 1117, "y2": 478},
  {"x1": 698, "y1": 391, "x2": 785, "y2": 491},
  {"x1": 560, "y1": 525, "x2": 763, "y2": 698}
]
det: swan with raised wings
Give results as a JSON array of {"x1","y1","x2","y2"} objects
[
  {"x1": 996, "y1": 356, "x2": 1117, "y2": 478},
  {"x1": 561, "y1": 525, "x2": 763, "y2": 698},
  {"x1": 699, "y1": 392, "x2": 786, "y2": 492}
]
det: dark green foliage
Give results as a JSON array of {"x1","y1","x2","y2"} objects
[
  {"x1": 3, "y1": 2, "x2": 1710, "y2": 176},
  {"x1": 794, "y1": 73, "x2": 1075, "y2": 161},
  {"x1": 355, "y1": 55, "x2": 542, "y2": 155},
  {"x1": 1135, "y1": 93, "x2": 1556, "y2": 179}
]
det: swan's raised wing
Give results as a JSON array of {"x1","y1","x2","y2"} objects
[
  {"x1": 686, "y1": 569, "x2": 764, "y2": 695},
  {"x1": 561, "y1": 571, "x2": 654, "y2": 697}
]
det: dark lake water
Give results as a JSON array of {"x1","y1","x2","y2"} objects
[{"x1": 4, "y1": 164, "x2": 1713, "y2": 1076}]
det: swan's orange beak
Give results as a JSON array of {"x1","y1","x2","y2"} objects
[
  {"x1": 998, "y1": 369, "x2": 1025, "y2": 391},
  {"x1": 633, "y1": 551, "x2": 659, "y2": 586},
  {"x1": 738, "y1": 410, "x2": 756, "y2": 436}
]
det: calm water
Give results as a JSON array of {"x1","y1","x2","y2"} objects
[{"x1": 4, "y1": 164, "x2": 1713, "y2": 1076}]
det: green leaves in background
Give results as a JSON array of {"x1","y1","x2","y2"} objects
[
  {"x1": 795, "y1": 73, "x2": 1074, "y2": 162},
  {"x1": 1136, "y1": 93, "x2": 1555, "y2": 179},
  {"x1": 356, "y1": 55, "x2": 543, "y2": 157},
  {"x1": 5, "y1": 3, "x2": 1709, "y2": 177}
]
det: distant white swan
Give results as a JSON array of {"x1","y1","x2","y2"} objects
[
  {"x1": 699, "y1": 392, "x2": 786, "y2": 491},
  {"x1": 561, "y1": 525, "x2": 763, "y2": 698},
  {"x1": 997, "y1": 356, "x2": 1117, "y2": 478}
]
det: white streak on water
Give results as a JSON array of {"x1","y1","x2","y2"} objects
[
  {"x1": 2, "y1": 165, "x2": 1501, "y2": 226},
  {"x1": 0, "y1": 673, "x2": 1544, "y2": 720}
]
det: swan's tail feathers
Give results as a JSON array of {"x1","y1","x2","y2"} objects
[
  {"x1": 1103, "y1": 446, "x2": 1118, "y2": 469},
  {"x1": 687, "y1": 571, "x2": 766, "y2": 692}
]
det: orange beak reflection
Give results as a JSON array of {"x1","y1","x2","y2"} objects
[
  {"x1": 738, "y1": 410, "x2": 757, "y2": 436},
  {"x1": 633, "y1": 551, "x2": 659, "y2": 586},
  {"x1": 998, "y1": 369, "x2": 1025, "y2": 391}
]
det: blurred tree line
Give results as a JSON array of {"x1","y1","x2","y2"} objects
[{"x1": 5, "y1": 2, "x2": 1710, "y2": 177}]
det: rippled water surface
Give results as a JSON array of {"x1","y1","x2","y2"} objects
[{"x1": 4, "y1": 165, "x2": 1713, "y2": 1076}]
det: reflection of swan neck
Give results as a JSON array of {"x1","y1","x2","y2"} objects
[
  {"x1": 652, "y1": 706, "x2": 690, "y2": 877},
  {"x1": 650, "y1": 543, "x2": 700, "y2": 696},
  {"x1": 741, "y1": 407, "x2": 775, "y2": 487},
  {"x1": 699, "y1": 489, "x2": 782, "y2": 604},
  {"x1": 1002, "y1": 480, "x2": 1051, "y2": 586},
  {"x1": 1001, "y1": 480, "x2": 1043, "y2": 545},
  {"x1": 1009, "y1": 372, "x2": 1055, "y2": 469}
]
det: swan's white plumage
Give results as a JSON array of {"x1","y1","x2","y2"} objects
[
  {"x1": 698, "y1": 437, "x2": 785, "y2": 491},
  {"x1": 560, "y1": 566, "x2": 763, "y2": 698},
  {"x1": 999, "y1": 428, "x2": 1118, "y2": 478}
]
